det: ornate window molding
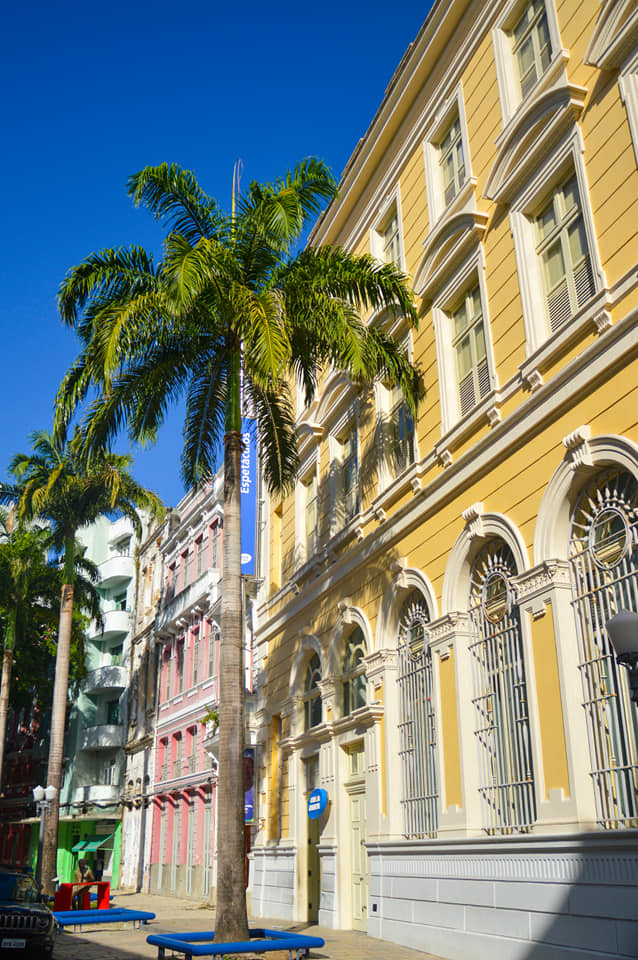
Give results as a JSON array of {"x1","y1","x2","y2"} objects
[{"x1": 584, "y1": 0, "x2": 638, "y2": 69}]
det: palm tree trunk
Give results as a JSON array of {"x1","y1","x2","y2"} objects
[
  {"x1": 41, "y1": 557, "x2": 75, "y2": 895},
  {"x1": 0, "y1": 638, "x2": 15, "y2": 794},
  {"x1": 214, "y1": 349, "x2": 249, "y2": 942}
]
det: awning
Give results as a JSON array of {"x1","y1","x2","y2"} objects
[{"x1": 71, "y1": 833, "x2": 114, "y2": 853}]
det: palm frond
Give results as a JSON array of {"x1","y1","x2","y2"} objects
[{"x1": 128, "y1": 163, "x2": 223, "y2": 244}]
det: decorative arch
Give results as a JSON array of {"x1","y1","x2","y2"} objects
[
  {"x1": 414, "y1": 209, "x2": 488, "y2": 302},
  {"x1": 442, "y1": 506, "x2": 529, "y2": 613},
  {"x1": 375, "y1": 562, "x2": 439, "y2": 651},
  {"x1": 534, "y1": 432, "x2": 638, "y2": 565},
  {"x1": 484, "y1": 81, "x2": 586, "y2": 204},
  {"x1": 314, "y1": 371, "x2": 358, "y2": 427},
  {"x1": 327, "y1": 604, "x2": 373, "y2": 677}
]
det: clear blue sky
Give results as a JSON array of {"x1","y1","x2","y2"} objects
[{"x1": 1, "y1": 0, "x2": 431, "y2": 508}]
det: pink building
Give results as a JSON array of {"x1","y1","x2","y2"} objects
[{"x1": 149, "y1": 478, "x2": 223, "y2": 899}]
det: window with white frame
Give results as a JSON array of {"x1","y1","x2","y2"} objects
[
  {"x1": 370, "y1": 188, "x2": 404, "y2": 268},
  {"x1": 302, "y1": 467, "x2": 319, "y2": 561},
  {"x1": 512, "y1": 0, "x2": 552, "y2": 98},
  {"x1": 387, "y1": 383, "x2": 416, "y2": 477},
  {"x1": 492, "y1": 0, "x2": 563, "y2": 125},
  {"x1": 451, "y1": 284, "x2": 491, "y2": 416},
  {"x1": 619, "y1": 51, "x2": 638, "y2": 168},
  {"x1": 433, "y1": 256, "x2": 495, "y2": 433},
  {"x1": 342, "y1": 627, "x2": 367, "y2": 716},
  {"x1": 508, "y1": 139, "x2": 604, "y2": 355},
  {"x1": 423, "y1": 86, "x2": 472, "y2": 225},
  {"x1": 331, "y1": 415, "x2": 360, "y2": 530},
  {"x1": 439, "y1": 112, "x2": 466, "y2": 207},
  {"x1": 534, "y1": 175, "x2": 595, "y2": 331},
  {"x1": 303, "y1": 653, "x2": 322, "y2": 731}
]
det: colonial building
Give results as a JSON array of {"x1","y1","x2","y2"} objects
[
  {"x1": 119, "y1": 511, "x2": 167, "y2": 891},
  {"x1": 251, "y1": 2, "x2": 638, "y2": 958},
  {"x1": 147, "y1": 478, "x2": 224, "y2": 899},
  {"x1": 58, "y1": 514, "x2": 146, "y2": 886}
]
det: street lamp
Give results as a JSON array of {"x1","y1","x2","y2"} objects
[
  {"x1": 32, "y1": 785, "x2": 57, "y2": 892},
  {"x1": 606, "y1": 609, "x2": 638, "y2": 704}
]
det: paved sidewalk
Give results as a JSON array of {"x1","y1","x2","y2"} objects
[{"x1": 51, "y1": 891, "x2": 445, "y2": 960}]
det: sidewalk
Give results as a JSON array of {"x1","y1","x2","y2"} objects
[{"x1": 52, "y1": 891, "x2": 446, "y2": 960}]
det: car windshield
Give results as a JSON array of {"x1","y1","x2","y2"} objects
[{"x1": 0, "y1": 874, "x2": 39, "y2": 902}]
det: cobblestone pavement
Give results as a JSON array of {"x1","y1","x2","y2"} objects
[{"x1": 51, "y1": 891, "x2": 445, "y2": 960}]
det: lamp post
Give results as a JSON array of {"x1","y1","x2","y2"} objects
[
  {"x1": 32, "y1": 785, "x2": 57, "y2": 892},
  {"x1": 606, "y1": 609, "x2": 638, "y2": 704}
]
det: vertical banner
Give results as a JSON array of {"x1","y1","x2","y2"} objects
[
  {"x1": 243, "y1": 747, "x2": 255, "y2": 823},
  {"x1": 240, "y1": 418, "x2": 257, "y2": 576}
]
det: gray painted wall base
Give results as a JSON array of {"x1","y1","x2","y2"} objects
[
  {"x1": 250, "y1": 846, "x2": 296, "y2": 921},
  {"x1": 367, "y1": 833, "x2": 638, "y2": 960}
]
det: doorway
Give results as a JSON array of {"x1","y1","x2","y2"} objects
[
  {"x1": 345, "y1": 742, "x2": 367, "y2": 931},
  {"x1": 304, "y1": 754, "x2": 320, "y2": 923}
]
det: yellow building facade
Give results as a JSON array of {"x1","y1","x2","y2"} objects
[{"x1": 250, "y1": 2, "x2": 638, "y2": 957}]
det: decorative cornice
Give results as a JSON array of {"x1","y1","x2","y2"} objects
[
  {"x1": 562, "y1": 424, "x2": 593, "y2": 469},
  {"x1": 514, "y1": 560, "x2": 572, "y2": 618},
  {"x1": 462, "y1": 502, "x2": 485, "y2": 539}
]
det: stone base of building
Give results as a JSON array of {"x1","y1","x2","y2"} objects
[
  {"x1": 148, "y1": 863, "x2": 213, "y2": 902},
  {"x1": 367, "y1": 832, "x2": 638, "y2": 960},
  {"x1": 249, "y1": 845, "x2": 296, "y2": 920}
]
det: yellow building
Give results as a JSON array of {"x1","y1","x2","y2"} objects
[{"x1": 250, "y1": 1, "x2": 638, "y2": 957}]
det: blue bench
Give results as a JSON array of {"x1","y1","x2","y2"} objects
[
  {"x1": 146, "y1": 927, "x2": 325, "y2": 960},
  {"x1": 54, "y1": 906, "x2": 156, "y2": 931}
]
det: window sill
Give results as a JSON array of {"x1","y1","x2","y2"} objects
[{"x1": 519, "y1": 288, "x2": 612, "y2": 388}]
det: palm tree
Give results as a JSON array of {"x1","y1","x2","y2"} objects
[
  {"x1": 0, "y1": 429, "x2": 163, "y2": 894},
  {"x1": 0, "y1": 512, "x2": 60, "y2": 791},
  {"x1": 55, "y1": 159, "x2": 421, "y2": 940}
]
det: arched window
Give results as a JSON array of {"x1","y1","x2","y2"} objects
[
  {"x1": 342, "y1": 627, "x2": 367, "y2": 715},
  {"x1": 569, "y1": 468, "x2": 638, "y2": 827},
  {"x1": 397, "y1": 590, "x2": 439, "y2": 838},
  {"x1": 303, "y1": 653, "x2": 322, "y2": 731},
  {"x1": 469, "y1": 540, "x2": 536, "y2": 834}
]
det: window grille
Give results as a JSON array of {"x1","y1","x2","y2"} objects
[
  {"x1": 569, "y1": 469, "x2": 638, "y2": 828},
  {"x1": 469, "y1": 541, "x2": 536, "y2": 834},
  {"x1": 342, "y1": 627, "x2": 367, "y2": 716},
  {"x1": 397, "y1": 590, "x2": 439, "y2": 838},
  {"x1": 512, "y1": 0, "x2": 552, "y2": 98}
]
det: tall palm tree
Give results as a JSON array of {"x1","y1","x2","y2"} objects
[
  {"x1": 0, "y1": 513, "x2": 59, "y2": 791},
  {"x1": 0, "y1": 513, "x2": 102, "y2": 794},
  {"x1": 55, "y1": 159, "x2": 421, "y2": 940},
  {"x1": 0, "y1": 429, "x2": 163, "y2": 893}
]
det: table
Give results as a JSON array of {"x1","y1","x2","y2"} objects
[{"x1": 53, "y1": 880, "x2": 110, "y2": 911}]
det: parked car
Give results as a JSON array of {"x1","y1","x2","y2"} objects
[{"x1": 0, "y1": 869, "x2": 56, "y2": 959}]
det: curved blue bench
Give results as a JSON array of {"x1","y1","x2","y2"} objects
[
  {"x1": 55, "y1": 907, "x2": 156, "y2": 931},
  {"x1": 146, "y1": 927, "x2": 325, "y2": 960}
]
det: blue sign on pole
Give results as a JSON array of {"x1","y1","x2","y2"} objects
[
  {"x1": 240, "y1": 418, "x2": 257, "y2": 576},
  {"x1": 307, "y1": 788, "x2": 328, "y2": 820}
]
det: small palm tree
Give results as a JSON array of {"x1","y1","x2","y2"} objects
[
  {"x1": 55, "y1": 159, "x2": 421, "y2": 939},
  {"x1": 0, "y1": 429, "x2": 163, "y2": 893}
]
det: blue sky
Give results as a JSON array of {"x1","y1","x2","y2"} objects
[{"x1": 1, "y1": 0, "x2": 430, "y2": 508}]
